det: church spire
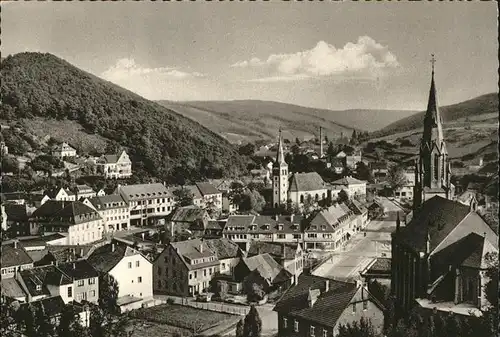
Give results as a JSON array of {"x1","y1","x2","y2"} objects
[
  {"x1": 422, "y1": 54, "x2": 444, "y2": 146},
  {"x1": 276, "y1": 128, "x2": 285, "y2": 165}
]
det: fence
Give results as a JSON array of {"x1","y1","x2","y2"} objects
[{"x1": 167, "y1": 296, "x2": 250, "y2": 316}]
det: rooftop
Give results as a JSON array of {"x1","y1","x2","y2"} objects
[
  {"x1": 118, "y1": 183, "x2": 172, "y2": 201},
  {"x1": 1, "y1": 243, "x2": 34, "y2": 268},
  {"x1": 195, "y1": 182, "x2": 221, "y2": 196},
  {"x1": 88, "y1": 243, "x2": 140, "y2": 273},
  {"x1": 224, "y1": 214, "x2": 304, "y2": 234},
  {"x1": 204, "y1": 238, "x2": 241, "y2": 260},
  {"x1": 331, "y1": 176, "x2": 366, "y2": 186},
  {"x1": 247, "y1": 241, "x2": 300, "y2": 260},
  {"x1": 169, "y1": 206, "x2": 208, "y2": 223},
  {"x1": 88, "y1": 194, "x2": 128, "y2": 210},
  {"x1": 242, "y1": 253, "x2": 290, "y2": 283},
  {"x1": 289, "y1": 172, "x2": 326, "y2": 192}
]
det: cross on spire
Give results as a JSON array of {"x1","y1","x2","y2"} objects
[{"x1": 430, "y1": 54, "x2": 436, "y2": 74}]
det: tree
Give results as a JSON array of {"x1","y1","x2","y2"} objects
[
  {"x1": 324, "y1": 135, "x2": 329, "y2": 144},
  {"x1": 57, "y1": 305, "x2": 85, "y2": 337},
  {"x1": 350, "y1": 130, "x2": 358, "y2": 145},
  {"x1": 243, "y1": 305, "x2": 262, "y2": 337},
  {"x1": 326, "y1": 141, "x2": 336, "y2": 157},
  {"x1": 337, "y1": 189, "x2": 349, "y2": 203},
  {"x1": 239, "y1": 189, "x2": 265, "y2": 213},
  {"x1": 236, "y1": 319, "x2": 244, "y2": 337},
  {"x1": 98, "y1": 272, "x2": 119, "y2": 315},
  {"x1": 247, "y1": 283, "x2": 265, "y2": 302},
  {"x1": 18, "y1": 303, "x2": 37, "y2": 337},
  {"x1": 337, "y1": 317, "x2": 379, "y2": 337},
  {"x1": 216, "y1": 280, "x2": 228, "y2": 300},
  {"x1": 34, "y1": 301, "x2": 54, "y2": 337},
  {"x1": 239, "y1": 143, "x2": 256, "y2": 156},
  {"x1": 387, "y1": 165, "x2": 406, "y2": 191},
  {"x1": 2, "y1": 156, "x2": 20, "y2": 174},
  {"x1": 355, "y1": 161, "x2": 373, "y2": 183},
  {"x1": 173, "y1": 187, "x2": 194, "y2": 207},
  {"x1": 1, "y1": 301, "x2": 17, "y2": 337},
  {"x1": 302, "y1": 194, "x2": 315, "y2": 216}
]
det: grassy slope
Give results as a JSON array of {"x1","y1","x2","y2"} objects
[
  {"x1": 0, "y1": 52, "x2": 247, "y2": 181},
  {"x1": 158, "y1": 100, "x2": 418, "y2": 143}
]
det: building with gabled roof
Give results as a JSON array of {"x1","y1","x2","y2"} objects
[
  {"x1": 222, "y1": 214, "x2": 305, "y2": 251},
  {"x1": 88, "y1": 242, "x2": 153, "y2": 312},
  {"x1": 391, "y1": 195, "x2": 498, "y2": 316},
  {"x1": 273, "y1": 275, "x2": 384, "y2": 337},
  {"x1": 115, "y1": 183, "x2": 175, "y2": 226},
  {"x1": 97, "y1": 150, "x2": 132, "y2": 179},
  {"x1": 153, "y1": 238, "x2": 219, "y2": 297},
  {"x1": 1, "y1": 241, "x2": 34, "y2": 280},
  {"x1": 204, "y1": 238, "x2": 242, "y2": 275},
  {"x1": 330, "y1": 176, "x2": 367, "y2": 198},
  {"x1": 46, "y1": 187, "x2": 76, "y2": 202},
  {"x1": 52, "y1": 142, "x2": 77, "y2": 158},
  {"x1": 74, "y1": 184, "x2": 96, "y2": 200},
  {"x1": 288, "y1": 172, "x2": 328, "y2": 207},
  {"x1": 195, "y1": 182, "x2": 223, "y2": 210},
  {"x1": 83, "y1": 194, "x2": 130, "y2": 232}
]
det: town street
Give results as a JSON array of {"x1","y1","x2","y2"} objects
[{"x1": 313, "y1": 197, "x2": 403, "y2": 281}]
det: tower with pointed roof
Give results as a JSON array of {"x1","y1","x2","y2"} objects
[
  {"x1": 272, "y1": 128, "x2": 289, "y2": 208},
  {"x1": 413, "y1": 55, "x2": 453, "y2": 210}
]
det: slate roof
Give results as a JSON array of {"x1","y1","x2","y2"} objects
[
  {"x1": 76, "y1": 184, "x2": 94, "y2": 193},
  {"x1": 170, "y1": 239, "x2": 218, "y2": 270},
  {"x1": 31, "y1": 200, "x2": 66, "y2": 219},
  {"x1": 184, "y1": 185, "x2": 203, "y2": 199},
  {"x1": 4, "y1": 204, "x2": 28, "y2": 221},
  {"x1": 1, "y1": 278, "x2": 26, "y2": 299},
  {"x1": 118, "y1": 183, "x2": 173, "y2": 202},
  {"x1": 169, "y1": 206, "x2": 207, "y2": 223},
  {"x1": 57, "y1": 260, "x2": 99, "y2": 279},
  {"x1": 88, "y1": 194, "x2": 128, "y2": 210},
  {"x1": 50, "y1": 201, "x2": 101, "y2": 225},
  {"x1": 331, "y1": 176, "x2": 366, "y2": 186},
  {"x1": 196, "y1": 182, "x2": 221, "y2": 196},
  {"x1": 1, "y1": 243, "x2": 34, "y2": 268},
  {"x1": 273, "y1": 274, "x2": 358, "y2": 328},
  {"x1": 305, "y1": 209, "x2": 340, "y2": 232},
  {"x1": 88, "y1": 243, "x2": 137, "y2": 273},
  {"x1": 20, "y1": 296, "x2": 66, "y2": 317},
  {"x1": 19, "y1": 265, "x2": 72, "y2": 297},
  {"x1": 396, "y1": 196, "x2": 471, "y2": 252},
  {"x1": 289, "y1": 172, "x2": 326, "y2": 192},
  {"x1": 242, "y1": 253, "x2": 290, "y2": 283},
  {"x1": 1, "y1": 192, "x2": 27, "y2": 201},
  {"x1": 247, "y1": 241, "x2": 299, "y2": 260},
  {"x1": 204, "y1": 238, "x2": 241, "y2": 259},
  {"x1": 224, "y1": 214, "x2": 304, "y2": 234},
  {"x1": 348, "y1": 199, "x2": 368, "y2": 215}
]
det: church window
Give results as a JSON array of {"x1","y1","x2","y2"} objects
[
  {"x1": 300, "y1": 195, "x2": 304, "y2": 203},
  {"x1": 442, "y1": 156, "x2": 446, "y2": 181},
  {"x1": 433, "y1": 154, "x2": 439, "y2": 180}
]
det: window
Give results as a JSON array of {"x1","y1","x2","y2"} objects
[
  {"x1": 352, "y1": 303, "x2": 356, "y2": 313},
  {"x1": 128, "y1": 262, "x2": 132, "y2": 269},
  {"x1": 194, "y1": 271, "x2": 197, "y2": 278},
  {"x1": 77, "y1": 280, "x2": 84, "y2": 287},
  {"x1": 138, "y1": 276, "x2": 142, "y2": 283},
  {"x1": 204, "y1": 269, "x2": 207, "y2": 277},
  {"x1": 294, "y1": 320, "x2": 299, "y2": 332},
  {"x1": 189, "y1": 273, "x2": 193, "y2": 280},
  {"x1": 68, "y1": 286, "x2": 73, "y2": 298},
  {"x1": 90, "y1": 290, "x2": 96, "y2": 297},
  {"x1": 89, "y1": 278, "x2": 96, "y2": 285},
  {"x1": 323, "y1": 329, "x2": 327, "y2": 337},
  {"x1": 434, "y1": 154, "x2": 439, "y2": 180},
  {"x1": 283, "y1": 317, "x2": 287, "y2": 328},
  {"x1": 363, "y1": 300, "x2": 368, "y2": 311},
  {"x1": 310, "y1": 326, "x2": 315, "y2": 337},
  {"x1": 278, "y1": 234, "x2": 285, "y2": 239},
  {"x1": 136, "y1": 260, "x2": 140, "y2": 267}
]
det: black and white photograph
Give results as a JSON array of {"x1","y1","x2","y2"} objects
[{"x1": 0, "y1": 2, "x2": 498, "y2": 337}]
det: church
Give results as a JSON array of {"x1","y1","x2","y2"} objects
[{"x1": 391, "y1": 58, "x2": 498, "y2": 317}]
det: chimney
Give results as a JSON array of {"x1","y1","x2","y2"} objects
[
  {"x1": 290, "y1": 214, "x2": 294, "y2": 222},
  {"x1": 73, "y1": 262, "x2": 76, "y2": 270},
  {"x1": 14, "y1": 240, "x2": 18, "y2": 249},
  {"x1": 111, "y1": 243, "x2": 116, "y2": 252},
  {"x1": 199, "y1": 241, "x2": 203, "y2": 253},
  {"x1": 274, "y1": 214, "x2": 279, "y2": 221},
  {"x1": 325, "y1": 280, "x2": 329, "y2": 292},
  {"x1": 171, "y1": 221, "x2": 175, "y2": 237},
  {"x1": 141, "y1": 232, "x2": 145, "y2": 241},
  {"x1": 80, "y1": 248, "x2": 84, "y2": 257}
]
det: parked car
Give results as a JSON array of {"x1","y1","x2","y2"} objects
[{"x1": 196, "y1": 293, "x2": 213, "y2": 302}]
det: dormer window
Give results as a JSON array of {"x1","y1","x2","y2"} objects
[
  {"x1": 321, "y1": 225, "x2": 326, "y2": 231},
  {"x1": 278, "y1": 224, "x2": 283, "y2": 231},
  {"x1": 251, "y1": 225, "x2": 257, "y2": 231},
  {"x1": 36, "y1": 285, "x2": 41, "y2": 291}
]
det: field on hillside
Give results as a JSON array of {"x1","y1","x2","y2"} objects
[{"x1": 158, "y1": 100, "x2": 417, "y2": 144}]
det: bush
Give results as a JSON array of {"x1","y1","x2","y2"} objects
[
  {"x1": 247, "y1": 283, "x2": 265, "y2": 302},
  {"x1": 167, "y1": 298, "x2": 175, "y2": 305}
]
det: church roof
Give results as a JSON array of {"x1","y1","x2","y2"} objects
[
  {"x1": 289, "y1": 172, "x2": 326, "y2": 192},
  {"x1": 274, "y1": 129, "x2": 287, "y2": 167}
]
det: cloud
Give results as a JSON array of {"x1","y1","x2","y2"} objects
[
  {"x1": 247, "y1": 74, "x2": 311, "y2": 83},
  {"x1": 232, "y1": 36, "x2": 399, "y2": 81},
  {"x1": 101, "y1": 58, "x2": 204, "y2": 82}
]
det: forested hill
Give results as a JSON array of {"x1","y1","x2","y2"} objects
[
  {"x1": 0, "y1": 52, "x2": 247, "y2": 183},
  {"x1": 374, "y1": 93, "x2": 498, "y2": 137}
]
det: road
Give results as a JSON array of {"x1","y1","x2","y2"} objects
[{"x1": 313, "y1": 197, "x2": 403, "y2": 281}]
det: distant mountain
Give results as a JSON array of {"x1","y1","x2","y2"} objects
[
  {"x1": 0, "y1": 52, "x2": 247, "y2": 183},
  {"x1": 375, "y1": 93, "x2": 498, "y2": 137},
  {"x1": 157, "y1": 100, "x2": 418, "y2": 143}
]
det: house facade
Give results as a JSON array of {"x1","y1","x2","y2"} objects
[
  {"x1": 74, "y1": 184, "x2": 97, "y2": 200},
  {"x1": 52, "y1": 142, "x2": 77, "y2": 158},
  {"x1": 1, "y1": 241, "x2": 34, "y2": 280},
  {"x1": 330, "y1": 176, "x2": 367, "y2": 199},
  {"x1": 84, "y1": 194, "x2": 130, "y2": 232},
  {"x1": 196, "y1": 183, "x2": 223, "y2": 211},
  {"x1": 97, "y1": 150, "x2": 133, "y2": 179},
  {"x1": 116, "y1": 183, "x2": 175, "y2": 226},
  {"x1": 49, "y1": 187, "x2": 77, "y2": 202},
  {"x1": 153, "y1": 239, "x2": 219, "y2": 296},
  {"x1": 288, "y1": 172, "x2": 328, "y2": 207},
  {"x1": 274, "y1": 275, "x2": 384, "y2": 337}
]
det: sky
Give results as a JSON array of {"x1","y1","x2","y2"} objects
[{"x1": 2, "y1": 1, "x2": 498, "y2": 111}]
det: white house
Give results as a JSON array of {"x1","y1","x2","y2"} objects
[
  {"x1": 97, "y1": 150, "x2": 133, "y2": 179},
  {"x1": 48, "y1": 187, "x2": 76, "y2": 202},
  {"x1": 52, "y1": 142, "x2": 77, "y2": 159},
  {"x1": 88, "y1": 243, "x2": 153, "y2": 312},
  {"x1": 195, "y1": 182, "x2": 223, "y2": 211},
  {"x1": 115, "y1": 183, "x2": 175, "y2": 226},
  {"x1": 83, "y1": 194, "x2": 130, "y2": 232},
  {"x1": 394, "y1": 168, "x2": 415, "y2": 202},
  {"x1": 330, "y1": 176, "x2": 367, "y2": 199},
  {"x1": 75, "y1": 185, "x2": 97, "y2": 200}
]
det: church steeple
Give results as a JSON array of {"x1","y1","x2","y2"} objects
[
  {"x1": 275, "y1": 128, "x2": 286, "y2": 166},
  {"x1": 414, "y1": 55, "x2": 453, "y2": 210},
  {"x1": 272, "y1": 128, "x2": 289, "y2": 208}
]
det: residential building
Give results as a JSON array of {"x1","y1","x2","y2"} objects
[
  {"x1": 303, "y1": 204, "x2": 355, "y2": 250},
  {"x1": 84, "y1": 194, "x2": 130, "y2": 232},
  {"x1": 345, "y1": 149, "x2": 363, "y2": 170},
  {"x1": 394, "y1": 168, "x2": 416, "y2": 202},
  {"x1": 29, "y1": 200, "x2": 68, "y2": 235},
  {"x1": 115, "y1": 183, "x2": 175, "y2": 226},
  {"x1": 41, "y1": 201, "x2": 104, "y2": 245},
  {"x1": 97, "y1": 150, "x2": 132, "y2": 179},
  {"x1": 56, "y1": 260, "x2": 99, "y2": 303},
  {"x1": 88, "y1": 243, "x2": 153, "y2": 312},
  {"x1": 360, "y1": 258, "x2": 392, "y2": 285},
  {"x1": 347, "y1": 199, "x2": 369, "y2": 231},
  {"x1": 166, "y1": 205, "x2": 211, "y2": 239},
  {"x1": 272, "y1": 129, "x2": 289, "y2": 209},
  {"x1": 274, "y1": 275, "x2": 385, "y2": 337},
  {"x1": 413, "y1": 66, "x2": 454, "y2": 210},
  {"x1": 222, "y1": 214, "x2": 305, "y2": 251},
  {"x1": 183, "y1": 185, "x2": 205, "y2": 207},
  {"x1": 330, "y1": 176, "x2": 367, "y2": 199},
  {"x1": 153, "y1": 238, "x2": 219, "y2": 297},
  {"x1": 47, "y1": 187, "x2": 77, "y2": 202},
  {"x1": 391, "y1": 196, "x2": 498, "y2": 316},
  {"x1": 3, "y1": 203, "x2": 30, "y2": 237},
  {"x1": 196, "y1": 182, "x2": 223, "y2": 210},
  {"x1": 204, "y1": 238, "x2": 242, "y2": 275},
  {"x1": 370, "y1": 162, "x2": 389, "y2": 182},
  {"x1": 234, "y1": 253, "x2": 293, "y2": 295},
  {"x1": 247, "y1": 241, "x2": 304, "y2": 284},
  {"x1": 74, "y1": 184, "x2": 97, "y2": 200},
  {"x1": 1, "y1": 241, "x2": 34, "y2": 279},
  {"x1": 289, "y1": 172, "x2": 328, "y2": 206},
  {"x1": 52, "y1": 142, "x2": 77, "y2": 158},
  {"x1": 325, "y1": 157, "x2": 344, "y2": 174}
]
